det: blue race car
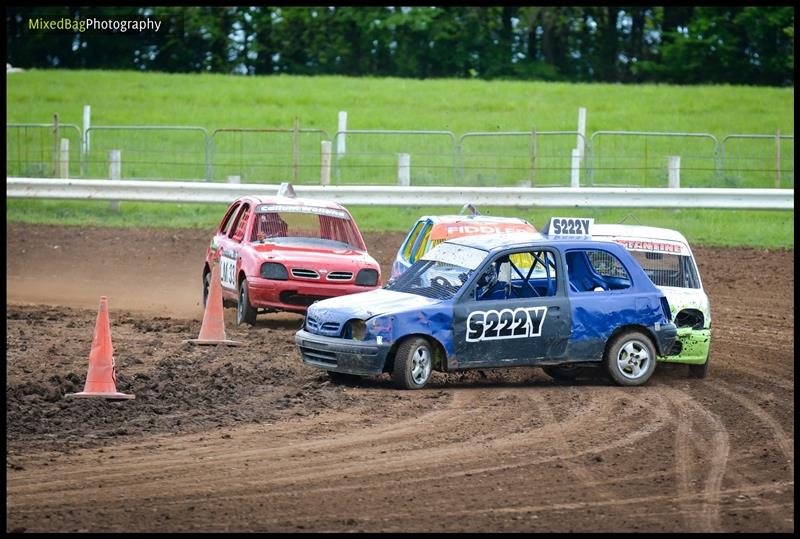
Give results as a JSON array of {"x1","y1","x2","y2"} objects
[{"x1": 295, "y1": 226, "x2": 677, "y2": 389}]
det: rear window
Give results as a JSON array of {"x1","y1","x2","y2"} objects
[{"x1": 628, "y1": 251, "x2": 700, "y2": 289}]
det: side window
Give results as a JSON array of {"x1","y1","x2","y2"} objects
[
  {"x1": 219, "y1": 203, "x2": 241, "y2": 236},
  {"x1": 402, "y1": 221, "x2": 425, "y2": 262},
  {"x1": 476, "y1": 249, "x2": 558, "y2": 301},
  {"x1": 566, "y1": 249, "x2": 631, "y2": 293},
  {"x1": 230, "y1": 204, "x2": 251, "y2": 242},
  {"x1": 409, "y1": 222, "x2": 433, "y2": 264}
]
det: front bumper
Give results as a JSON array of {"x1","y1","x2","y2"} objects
[
  {"x1": 295, "y1": 329, "x2": 392, "y2": 376},
  {"x1": 248, "y1": 277, "x2": 379, "y2": 313},
  {"x1": 658, "y1": 327, "x2": 711, "y2": 364}
]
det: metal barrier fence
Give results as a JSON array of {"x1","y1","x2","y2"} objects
[
  {"x1": 210, "y1": 127, "x2": 329, "y2": 184},
  {"x1": 458, "y1": 131, "x2": 587, "y2": 187},
  {"x1": 5, "y1": 122, "x2": 795, "y2": 189},
  {"x1": 8, "y1": 178, "x2": 794, "y2": 209},
  {"x1": 332, "y1": 130, "x2": 458, "y2": 185},
  {"x1": 720, "y1": 134, "x2": 794, "y2": 189},
  {"x1": 7, "y1": 123, "x2": 83, "y2": 178},
  {"x1": 589, "y1": 131, "x2": 719, "y2": 188},
  {"x1": 84, "y1": 126, "x2": 209, "y2": 180}
]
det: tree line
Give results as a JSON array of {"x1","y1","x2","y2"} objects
[{"x1": 6, "y1": 6, "x2": 795, "y2": 86}]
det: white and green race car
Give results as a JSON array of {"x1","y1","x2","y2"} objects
[{"x1": 592, "y1": 223, "x2": 711, "y2": 378}]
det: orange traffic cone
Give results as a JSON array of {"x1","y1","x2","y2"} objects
[
  {"x1": 66, "y1": 296, "x2": 135, "y2": 400},
  {"x1": 185, "y1": 258, "x2": 240, "y2": 346}
]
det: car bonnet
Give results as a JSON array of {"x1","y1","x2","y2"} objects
[{"x1": 307, "y1": 289, "x2": 441, "y2": 325}]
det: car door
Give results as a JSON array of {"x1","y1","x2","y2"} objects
[
  {"x1": 216, "y1": 202, "x2": 252, "y2": 299},
  {"x1": 452, "y1": 247, "x2": 571, "y2": 368}
]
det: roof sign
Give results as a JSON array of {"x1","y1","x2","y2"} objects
[
  {"x1": 430, "y1": 221, "x2": 537, "y2": 241},
  {"x1": 256, "y1": 204, "x2": 349, "y2": 219},
  {"x1": 541, "y1": 217, "x2": 594, "y2": 236},
  {"x1": 611, "y1": 238, "x2": 688, "y2": 255}
]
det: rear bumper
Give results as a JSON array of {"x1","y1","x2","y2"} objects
[
  {"x1": 248, "y1": 278, "x2": 379, "y2": 313},
  {"x1": 295, "y1": 329, "x2": 392, "y2": 376},
  {"x1": 652, "y1": 322, "x2": 679, "y2": 357}
]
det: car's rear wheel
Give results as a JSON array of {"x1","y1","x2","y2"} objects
[
  {"x1": 237, "y1": 278, "x2": 257, "y2": 326},
  {"x1": 688, "y1": 352, "x2": 710, "y2": 379},
  {"x1": 391, "y1": 337, "x2": 433, "y2": 390},
  {"x1": 604, "y1": 330, "x2": 657, "y2": 386}
]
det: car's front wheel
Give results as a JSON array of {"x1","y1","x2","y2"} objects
[
  {"x1": 391, "y1": 336, "x2": 433, "y2": 390},
  {"x1": 202, "y1": 270, "x2": 211, "y2": 309},
  {"x1": 604, "y1": 330, "x2": 657, "y2": 386},
  {"x1": 237, "y1": 278, "x2": 258, "y2": 326}
]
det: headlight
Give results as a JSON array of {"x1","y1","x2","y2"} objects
[
  {"x1": 349, "y1": 319, "x2": 367, "y2": 341},
  {"x1": 355, "y1": 268, "x2": 379, "y2": 287},
  {"x1": 261, "y1": 262, "x2": 288, "y2": 280}
]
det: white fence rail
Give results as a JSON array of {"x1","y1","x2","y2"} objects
[{"x1": 6, "y1": 177, "x2": 794, "y2": 210}]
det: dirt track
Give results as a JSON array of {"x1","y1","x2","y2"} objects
[{"x1": 5, "y1": 223, "x2": 795, "y2": 532}]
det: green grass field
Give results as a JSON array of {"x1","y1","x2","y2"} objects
[
  {"x1": 6, "y1": 69, "x2": 794, "y2": 135},
  {"x1": 6, "y1": 69, "x2": 795, "y2": 248}
]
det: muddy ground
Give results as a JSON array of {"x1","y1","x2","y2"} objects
[{"x1": 5, "y1": 223, "x2": 794, "y2": 532}]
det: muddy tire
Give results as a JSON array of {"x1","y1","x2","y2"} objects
[
  {"x1": 688, "y1": 353, "x2": 710, "y2": 379},
  {"x1": 391, "y1": 336, "x2": 433, "y2": 390},
  {"x1": 543, "y1": 365, "x2": 583, "y2": 381},
  {"x1": 604, "y1": 330, "x2": 657, "y2": 386},
  {"x1": 237, "y1": 278, "x2": 257, "y2": 326}
]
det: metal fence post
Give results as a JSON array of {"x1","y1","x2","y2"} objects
[
  {"x1": 59, "y1": 138, "x2": 69, "y2": 179},
  {"x1": 570, "y1": 149, "x2": 580, "y2": 188},
  {"x1": 668, "y1": 156, "x2": 681, "y2": 188},
  {"x1": 529, "y1": 128, "x2": 536, "y2": 186},
  {"x1": 398, "y1": 153, "x2": 410, "y2": 186},
  {"x1": 320, "y1": 140, "x2": 332, "y2": 186},
  {"x1": 82, "y1": 105, "x2": 91, "y2": 177},
  {"x1": 293, "y1": 117, "x2": 300, "y2": 183},
  {"x1": 337, "y1": 112, "x2": 347, "y2": 156},
  {"x1": 775, "y1": 129, "x2": 781, "y2": 188},
  {"x1": 52, "y1": 113, "x2": 59, "y2": 178},
  {"x1": 109, "y1": 149, "x2": 121, "y2": 211}
]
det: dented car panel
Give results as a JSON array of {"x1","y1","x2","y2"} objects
[
  {"x1": 591, "y1": 224, "x2": 711, "y2": 366},
  {"x1": 296, "y1": 233, "x2": 678, "y2": 384}
]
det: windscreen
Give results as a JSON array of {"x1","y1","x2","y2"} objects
[
  {"x1": 251, "y1": 210, "x2": 363, "y2": 250},
  {"x1": 388, "y1": 242, "x2": 487, "y2": 300}
]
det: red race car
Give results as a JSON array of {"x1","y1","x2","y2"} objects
[{"x1": 203, "y1": 185, "x2": 381, "y2": 324}]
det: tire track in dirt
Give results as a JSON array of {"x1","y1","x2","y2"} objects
[
  {"x1": 660, "y1": 386, "x2": 730, "y2": 532},
  {"x1": 708, "y1": 381, "x2": 793, "y2": 477},
  {"x1": 6, "y1": 387, "x2": 643, "y2": 507}
]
